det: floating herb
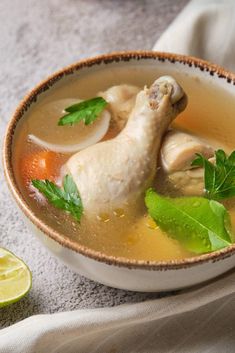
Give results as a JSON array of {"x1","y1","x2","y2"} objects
[
  {"x1": 58, "y1": 97, "x2": 108, "y2": 126},
  {"x1": 145, "y1": 188, "x2": 232, "y2": 254},
  {"x1": 192, "y1": 149, "x2": 235, "y2": 200},
  {"x1": 32, "y1": 175, "x2": 83, "y2": 222}
]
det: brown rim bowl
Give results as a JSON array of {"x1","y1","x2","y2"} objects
[{"x1": 3, "y1": 50, "x2": 235, "y2": 271}]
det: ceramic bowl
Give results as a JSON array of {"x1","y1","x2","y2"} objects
[{"x1": 3, "y1": 51, "x2": 235, "y2": 292}]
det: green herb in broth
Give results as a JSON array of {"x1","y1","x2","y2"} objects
[
  {"x1": 32, "y1": 175, "x2": 83, "y2": 222},
  {"x1": 192, "y1": 149, "x2": 235, "y2": 201},
  {"x1": 58, "y1": 97, "x2": 108, "y2": 126},
  {"x1": 145, "y1": 189, "x2": 233, "y2": 254},
  {"x1": 12, "y1": 64, "x2": 235, "y2": 262}
]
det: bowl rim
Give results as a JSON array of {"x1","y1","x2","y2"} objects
[{"x1": 3, "y1": 50, "x2": 235, "y2": 270}]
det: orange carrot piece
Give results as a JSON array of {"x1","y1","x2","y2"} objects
[{"x1": 20, "y1": 151, "x2": 62, "y2": 185}]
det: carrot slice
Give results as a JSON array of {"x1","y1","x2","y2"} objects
[{"x1": 20, "y1": 151, "x2": 62, "y2": 185}]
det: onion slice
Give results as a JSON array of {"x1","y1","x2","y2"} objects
[{"x1": 28, "y1": 110, "x2": 111, "y2": 154}]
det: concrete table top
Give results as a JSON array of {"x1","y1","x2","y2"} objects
[{"x1": 0, "y1": 0, "x2": 188, "y2": 328}]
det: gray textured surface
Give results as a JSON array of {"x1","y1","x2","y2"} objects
[{"x1": 0, "y1": 0, "x2": 188, "y2": 328}]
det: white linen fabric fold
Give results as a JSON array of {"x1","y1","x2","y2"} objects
[
  {"x1": 154, "y1": 0, "x2": 235, "y2": 72},
  {"x1": 1, "y1": 0, "x2": 235, "y2": 352},
  {"x1": 0, "y1": 270, "x2": 234, "y2": 353}
]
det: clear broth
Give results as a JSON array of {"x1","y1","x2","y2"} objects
[{"x1": 13, "y1": 64, "x2": 235, "y2": 261}]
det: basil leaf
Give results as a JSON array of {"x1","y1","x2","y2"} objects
[
  {"x1": 145, "y1": 189, "x2": 232, "y2": 254},
  {"x1": 192, "y1": 150, "x2": 235, "y2": 200},
  {"x1": 32, "y1": 175, "x2": 83, "y2": 222},
  {"x1": 58, "y1": 97, "x2": 108, "y2": 126}
]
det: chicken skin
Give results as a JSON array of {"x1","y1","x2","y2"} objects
[{"x1": 65, "y1": 76, "x2": 187, "y2": 215}]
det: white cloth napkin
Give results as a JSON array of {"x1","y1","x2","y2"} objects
[
  {"x1": 154, "y1": 0, "x2": 235, "y2": 72},
  {"x1": 0, "y1": 270, "x2": 235, "y2": 353},
  {"x1": 1, "y1": 0, "x2": 235, "y2": 352}
]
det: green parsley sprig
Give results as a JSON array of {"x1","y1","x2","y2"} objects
[
  {"x1": 32, "y1": 175, "x2": 83, "y2": 222},
  {"x1": 58, "y1": 97, "x2": 108, "y2": 126},
  {"x1": 192, "y1": 149, "x2": 235, "y2": 200}
]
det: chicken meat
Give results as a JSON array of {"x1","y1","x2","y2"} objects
[
  {"x1": 100, "y1": 84, "x2": 140, "y2": 132},
  {"x1": 65, "y1": 76, "x2": 187, "y2": 215},
  {"x1": 160, "y1": 129, "x2": 215, "y2": 195},
  {"x1": 160, "y1": 129, "x2": 214, "y2": 173}
]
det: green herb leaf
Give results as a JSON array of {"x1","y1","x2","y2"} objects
[
  {"x1": 32, "y1": 175, "x2": 83, "y2": 222},
  {"x1": 58, "y1": 97, "x2": 108, "y2": 126},
  {"x1": 145, "y1": 189, "x2": 232, "y2": 254},
  {"x1": 192, "y1": 149, "x2": 235, "y2": 200}
]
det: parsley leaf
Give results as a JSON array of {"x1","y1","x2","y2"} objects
[
  {"x1": 192, "y1": 149, "x2": 235, "y2": 200},
  {"x1": 145, "y1": 189, "x2": 233, "y2": 254},
  {"x1": 32, "y1": 175, "x2": 83, "y2": 222},
  {"x1": 58, "y1": 97, "x2": 108, "y2": 126}
]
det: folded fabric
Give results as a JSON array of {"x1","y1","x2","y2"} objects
[
  {"x1": 1, "y1": 0, "x2": 235, "y2": 352},
  {"x1": 0, "y1": 270, "x2": 234, "y2": 353},
  {"x1": 154, "y1": 0, "x2": 235, "y2": 72}
]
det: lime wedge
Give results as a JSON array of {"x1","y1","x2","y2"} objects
[{"x1": 0, "y1": 248, "x2": 32, "y2": 308}]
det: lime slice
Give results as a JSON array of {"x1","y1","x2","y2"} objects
[{"x1": 0, "y1": 248, "x2": 32, "y2": 308}]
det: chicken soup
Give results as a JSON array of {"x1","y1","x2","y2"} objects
[{"x1": 13, "y1": 65, "x2": 235, "y2": 261}]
